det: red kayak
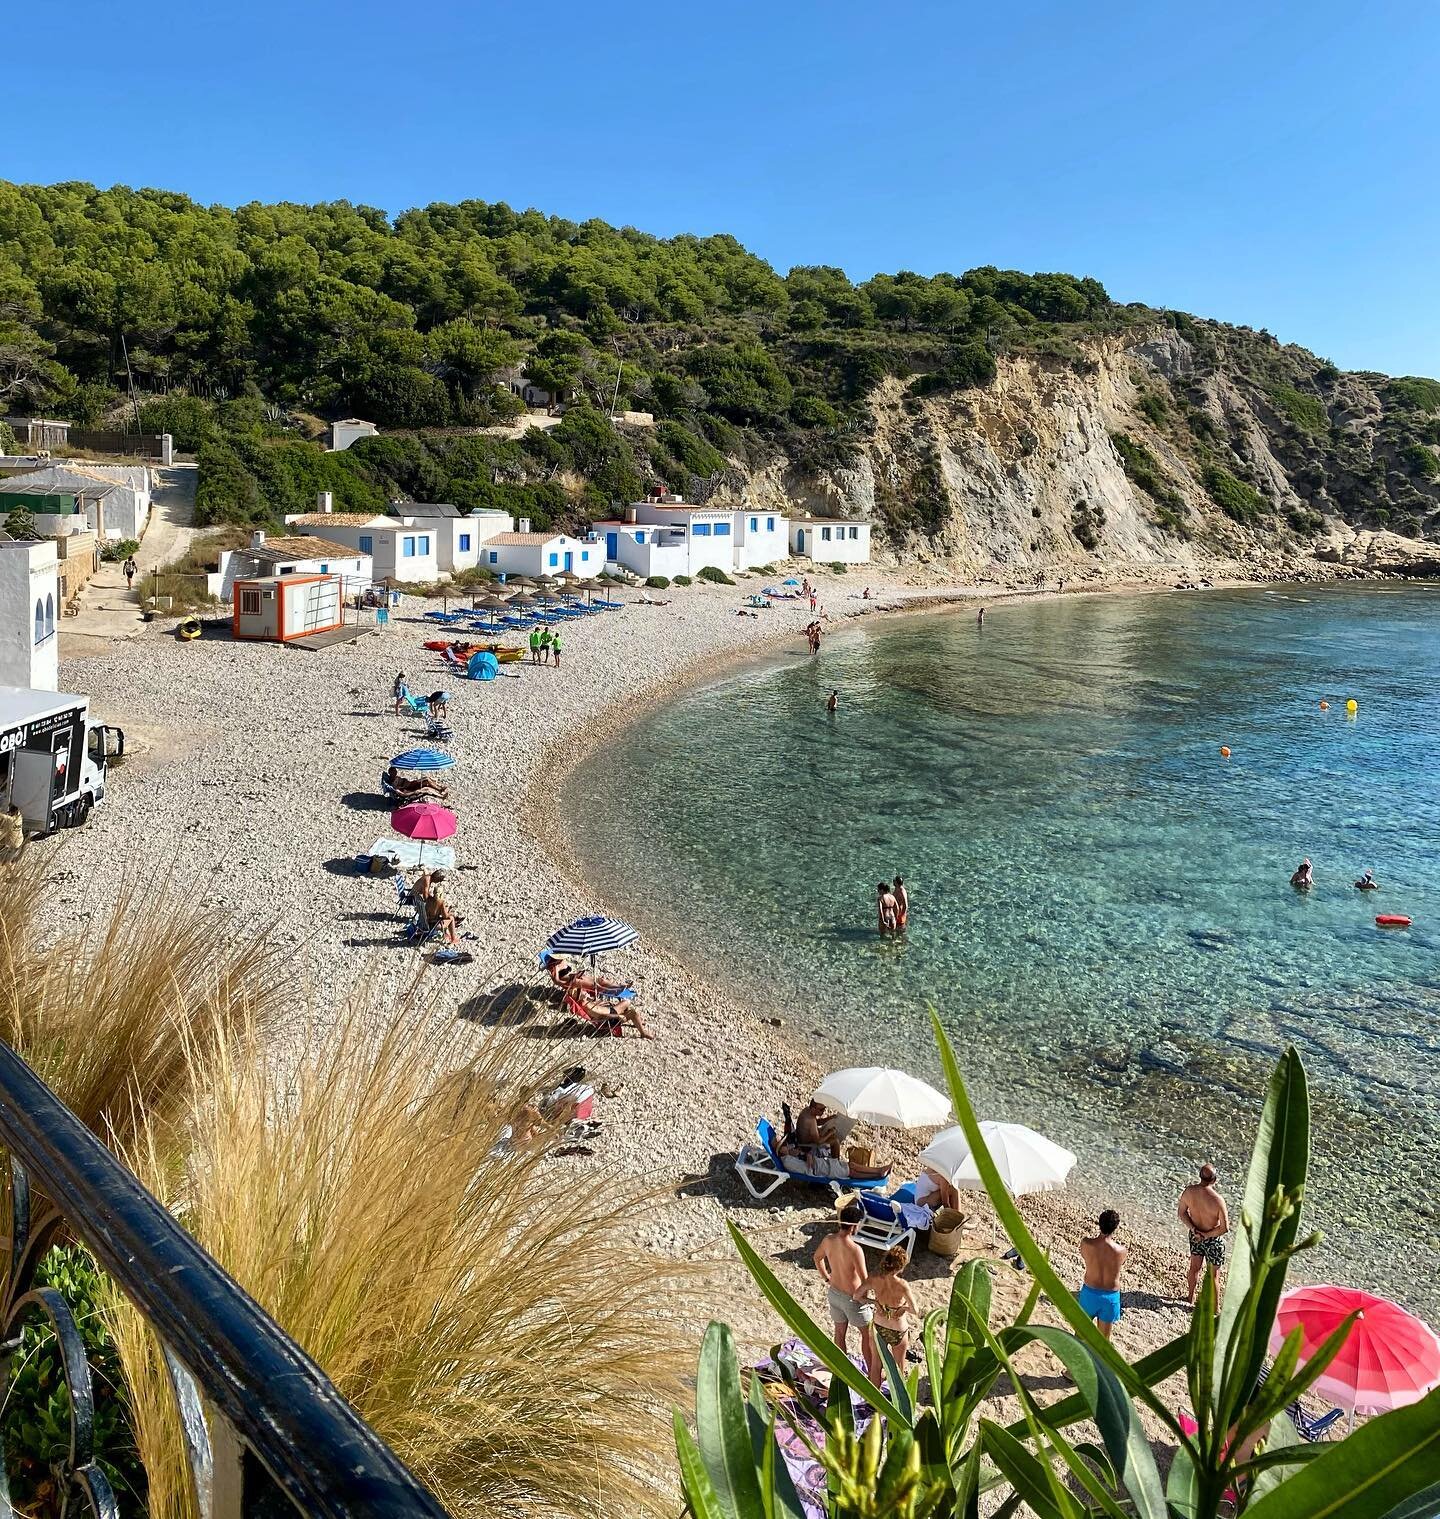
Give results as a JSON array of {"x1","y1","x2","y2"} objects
[{"x1": 1376, "y1": 915, "x2": 1412, "y2": 928}]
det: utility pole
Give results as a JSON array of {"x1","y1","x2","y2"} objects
[{"x1": 121, "y1": 335, "x2": 142, "y2": 432}]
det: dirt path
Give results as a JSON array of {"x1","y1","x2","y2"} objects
[{"x1": 64, "y1": 466, "x2": 198, "y2": 644}]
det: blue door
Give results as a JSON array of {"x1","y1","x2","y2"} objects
[
  {"x1": 564, "y1": 551, "x2": 573, "y2": 571},
  {"x1": 796, "y1": 529, "x2": 805, "y2": 552},
  {"x1": 606, "y1": 531, "x2": 618, "y2": 562}
]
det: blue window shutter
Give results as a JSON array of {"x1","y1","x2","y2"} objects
[
  {"x1": 459, "y1": 533, "x2": 471, "y2": 551},
  {"x1": 549, "y1": 552, "x2": 558, "y2": 567},
  {"x1": 715, "y1": 521, "x2": 730, "y2": 536},
  {"x1": 767, "y1": 517, "x2": 775, "y2": 531},
  {"x1": 359, "y1": 534, "x2": 372, "y2": 553},
  {"x1": 420, "y1": 535, "x2": 430, "y2": 554},
  {"x1": 636, "y1": 531, "x2": 645, "y2": 544},
  {"x1": 581, "y1": 549, "x2": 589, "y2": 561},
  {"x1": 320, "y1": 564, "x2": 328, "y2": 574},
  {"x1": 489, "y1": 551, "x2": 498, "y2": 564},
  {"x1": 749, "y1": 517, "x2": 757, "y2": 531}
]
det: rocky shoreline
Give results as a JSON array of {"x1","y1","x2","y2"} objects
[{"x1": 53, "y1": 552, "x2": 1370, "y2": 1374}]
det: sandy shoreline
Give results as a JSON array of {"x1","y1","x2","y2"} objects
[{"x1": 51, "y1": 554, "x2": 1359, "y2": 1380}]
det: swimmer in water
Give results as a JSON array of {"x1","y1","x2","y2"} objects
[
  {"x1": 1354, "y1": 868, "x2": 1379, "y2": 890},
  {"x1": 826, "y1": 689, "x2": 838, "y2": 713},
  {"x1": 1290, "y1": 858, "x2": 1314, "y2": 890}
]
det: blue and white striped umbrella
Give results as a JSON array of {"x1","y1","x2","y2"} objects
[
  {"x1": 391, "y1": 748, "x2": 456, "y2": 771},
  {"x1": 545, "y1": 914, "x2": 639, "y2": 960}
]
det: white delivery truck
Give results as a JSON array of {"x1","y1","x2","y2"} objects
[{"x1": 0, "y1": 686, "x2": 123, "y2": 833}]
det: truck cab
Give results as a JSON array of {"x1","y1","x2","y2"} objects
[{"x1": 0, "y1": 687, "x2": 122, "y2": 833}]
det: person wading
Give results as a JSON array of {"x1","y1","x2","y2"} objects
[{"x1": 1177, "y1": 1163, "x2": 1229, "y2": 1305}]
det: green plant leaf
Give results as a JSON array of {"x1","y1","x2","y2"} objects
[
  {"x1": 1243, "y1": 1386, "x2": 1440, "y2": 1519},
  {"x1": 1214, "y1": 1046, "x2": 1309, "y2": 1408},
  {"x1": 877, "y1": 1333, "x2": 913, "y2": 1425},
  {"x1": 1020, "y1": 1333, "x2": 1189, "y2": 1436},
  {"x1": 695, "y1": 1322, "x2": 766, "y2": 1519},
  {"x1": 979, "y1": 1419, "x2": 1080, "y2": 1519},
  {"x1": 726, "y1": 1220, "x2": 905, "y2": 1424},
  {"x1": 1165, "y1": 1438, "x2": 1201, "y2": 1519},
  {"x1": 1003, "y1": 1325, "x2": 1165, "y2": 1519},
  {"x1": 675, "y1": 1409, "x2": 730, "y2": 1519}
]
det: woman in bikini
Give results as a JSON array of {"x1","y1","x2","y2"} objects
[{"x1": 855, "y1": 1246, "x2": 918, "y2": 1366}]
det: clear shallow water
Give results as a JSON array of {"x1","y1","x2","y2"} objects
[{"x1": 563, "y1": 586, "x2": 1440, "y2": 1312}]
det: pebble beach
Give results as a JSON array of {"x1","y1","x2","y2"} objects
[{"x1": 54, "y1": 560, "x2": 1316, "y2": 1384}]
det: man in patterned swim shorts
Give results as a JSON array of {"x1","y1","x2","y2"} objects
[{"x1": 1177, "y1": 1163, "x2": 1230, "y2": 1305}]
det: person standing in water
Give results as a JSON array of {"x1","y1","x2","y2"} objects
[
  {"x1": 1290, "y1": 858, "x2": 1313, "y2": 890},
  {"x1": 826, "y1": 689, "x2": 838, "y2": 713},
  {"x1": 1078, "y1": 1209, "x2": 1127, "y2": 1339},
  {"x1": 876, "y1": 881, "x2": 899, "y2": 935},
  {"x1": 892, "y1": 876, "x2": 909, "y2": 931},
  {"x1": 977, "y1": 605, "x2": 985, "y2": 628},
  {"x1": 1177, "y1": 1163, "x2": 1229, "y2": 1305}
]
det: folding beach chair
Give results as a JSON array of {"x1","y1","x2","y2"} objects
[
  {"x1": 1255, "y1": 1364, "x2": 1345, "y2": 1441},
  {"x1": 560, "y1": 988, "x2": 626, "y2": 1037},
  {"x1": 828, "y1": 1185, "x2": 923, "y2": 1262},
  {"x1": 734, "y1": 1118, "x2": 890, "y2": 1202}
]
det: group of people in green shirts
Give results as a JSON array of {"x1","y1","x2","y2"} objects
[{"x1": 527, "y1": 626, "x2": 563, "y2": 667}]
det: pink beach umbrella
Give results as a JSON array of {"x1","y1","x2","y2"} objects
[
  {"x1": 1269, "y1": 1284, "x2": 1440, "y2": 1414},
  {"x1": 389, "y1": 802, "x2": 458, "y2": 866}
]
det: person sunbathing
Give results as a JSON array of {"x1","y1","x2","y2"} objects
[
  {"x1": 567, "y1": 982, "x2": 653, "y2": 1038},
  {"x1": 547, "y1": 957, "x2": 631, "y2": 998},
  {"x1": 386, "y1": 765, "x2": 449, "y2": 800},
  {"x1": 779, "y1": 1146, "x2": 890, "y2": 1182},
  {"x1": 424, "y1": 871, "x2": 462, "y2": 946}
]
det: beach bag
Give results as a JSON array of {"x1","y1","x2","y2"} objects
[
  {"x1": 928, "y1": 1207, "x2": 967, "y2": 1258},
  {"x1": 846, "y1": 1145, "x2": 873, "y2": 1169}
]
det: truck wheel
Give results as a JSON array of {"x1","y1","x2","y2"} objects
[{"x1": 70, "y1": 796, "x2": 93, "y2": 827}]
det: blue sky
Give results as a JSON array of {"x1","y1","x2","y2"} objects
[{"x1": 10, "y1": 0, "x2": 1439, "y2": 375}]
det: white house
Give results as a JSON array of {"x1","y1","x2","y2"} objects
[
  {"x1": 592, "y1": 495, "x2": 744, "y2": 579},
  {"x1": 75, "y1": 463, "x2": 152, "y2": 541},
  {"x1": 481, "y1": 523, "x2": 605, "y2": 579},
  {"x1": 284, "y1": 496, "x2": 515, "y2": 582},
  {"x1": 0, "y1": 462, "x2": 150, "y2": 544},
  {"x1": 733, "y1": 506, "x2": 790, "y2": 570},
  {"x1": 789, "y1": 515, "x2": 872, "y2": 565},
  {"x1": 327, "y1": 418, "x2": 379, "y2": 451},
  {"x1": 211, "y1": 532, "x2": 372, "y2": 601},
  {"x1": 382, "y1": 501, "x2": 514, "y2": 573},
  {"x1": 0, "y1": 536, "x2": 59, "y2": 691}
]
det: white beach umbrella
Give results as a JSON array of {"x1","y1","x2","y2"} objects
[
  {"x1": 919, "y1": 1121, "x2": 1077, "y2": 1197},
  {"x1": 813, "y1": 1067, "x2": 951, "y2": 1130}
]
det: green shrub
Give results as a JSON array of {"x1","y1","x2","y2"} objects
[
  {"x1": 672, "y1": 574, "x2": 693, "y2": 586},
  {"x1": 1285, "y1": 506, "x2": 1325, "y2": 535},
  {"x1": 2, "y1": 1246, "x2": 144, "y2": 1513},
  {"x1": 644, "y1": 575, "x2": 670, "y2": 589},
  {"x1": 1110, "y1": 431, "x2": 1188, "y2": 534},
  {"x1": 1071, "y1": 498, "x2": 1105, "y2": 550},
  {"x1": 1204, "y1": 464, "x2": 1267, "y2": 524},
  {"x1": 1136, "y1": 389, "x2": 1168, "y2": 426},
  {"x1": 829, "y1": 561, "x2": 847, "y2": 573},
  {"x1": 138, "y1": 395, "x2": 216, "y2": 453},
  {"x1": 1384, "y1": 376, "x2": 1440, "y2": 413},
  {"x1": 0, "y1": 420, "x2": 16, "y2": 454},
  {"x1": 696, "y1": 565, "x2": 734, "y2": 584},
  {"x1": 1401, "y1": 441, "x2": 1440, "y2": 481},
  {"x1": 100, "y1": 538, "x2": 141, "y2": 562},
  {"x1": 1270, "y1": 385, "x2": 1328, "y2": 434},
  {"x1": 790, "y1": 394, "x2": 840, "y2": 428}
]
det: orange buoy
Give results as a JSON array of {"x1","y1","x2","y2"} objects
[
  {"x1": 1376, "y1": 915, "x2": 1411, "y2": 928},
  {"x1": 1219, "y1": 746, "x2": 1231, "y2": 758},
  {"x1": 1319, "y1": 700, "x2": 1329, "y2": 710}
]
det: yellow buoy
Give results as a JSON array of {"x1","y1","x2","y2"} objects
[
  {"x1": 1346, "y1": 698, "x2": 1358, "y2": 713},
  {"x1": 1220, "y1": 746, "x2": 1231, "y2": 758},
  {"x1": 1319, "y1": 700, "x2": 1329, "y2": 710}
]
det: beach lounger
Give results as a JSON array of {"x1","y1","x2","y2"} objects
[
  {"x1": 1254, "y1": 1364, "x2": 1345, "y2": 1441},
  {"x1": 734, "y1": 1118, "x2": 890, "y2": 1202},
  {"x1": 827, "y1": 1185, "x2": 927, "y2": 1261}
]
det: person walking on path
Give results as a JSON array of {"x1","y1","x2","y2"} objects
[
  {"x1": 1078, "y1": 1209, "x2": 1127, "y2": 1339},
  {"x1": 122, "y1": 556, "x2": 138, "y2": 590},
  {"x1": 814, "y1": 1201, "x2": 879, "y2": 1381},
  {"x1": 1177, "y1": 1163, "x2": 1229, "y2": 1304}
]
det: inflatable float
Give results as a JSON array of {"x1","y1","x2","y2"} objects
[
  {"x1": 176, "y1": 617, "x2": 202, "y2": 641},
  {"x1": 422, "y1": 640, "x2": 523, "y2": 663},
  {"x1": 1375, "y1": 915, "x2": 1412, "y2": 928}
]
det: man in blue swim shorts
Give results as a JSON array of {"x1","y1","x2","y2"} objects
[{"x1": 1078, "y1": 1209, "x2": 1127, "y2": 1340}]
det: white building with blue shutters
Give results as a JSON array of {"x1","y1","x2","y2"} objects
[{"x1": 480, "y1": 522, "x2": 606, "y2": 579}]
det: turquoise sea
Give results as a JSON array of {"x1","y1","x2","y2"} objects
[{"x1": 561, "y1": 585, "x2": 1440, "y2": 1312}]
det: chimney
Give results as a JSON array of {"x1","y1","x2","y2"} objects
[
  {"x1": 250, "y1": 530, "x2": 265, "y2": 549},
  {"x1": 518, "y1": 517, "x2": 531, "y2": 534},
  {"x1": 625, "y1": 505, "x2": 638, "y2": 523},
  {"x1": 317, "y1": 490, "x2": 333, "y2": 513}
]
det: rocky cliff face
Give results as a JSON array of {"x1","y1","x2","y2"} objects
[{"x1": 710, "y1": 323, "x2": 1440, "y2": 582}]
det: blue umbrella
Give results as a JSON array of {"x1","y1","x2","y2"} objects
[
  {"x1": 545, "y1": 914, "x2": 639, "y2": 962},
  {"x1": 467, "y1": 650, "x2": 500, "y2": 681},
  {"x1": 391, "y1": 748, "x2": 456, "y2": 771},
  {"x1": 783, "y1": 577, "x2": 800, "y2": 586}
]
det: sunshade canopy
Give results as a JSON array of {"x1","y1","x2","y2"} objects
[
  {"x1": 919, "y1": 1121, "x2": 1077, "y2": 1196},
  {"x1": 813, "y1": 1068, "x2": 951, "y2": 1130}
]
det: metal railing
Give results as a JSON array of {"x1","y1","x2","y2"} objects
[{"x1": 0, "y1": 1044, "x2": 449, "y2": 1518}]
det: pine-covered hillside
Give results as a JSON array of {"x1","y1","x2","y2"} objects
[{"x1": 2, "y1": 180, "x2": 1438, "y2": 570}]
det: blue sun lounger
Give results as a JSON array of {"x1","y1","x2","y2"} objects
[{"x1": 734, "y1": 1117, "x2": 891, "y2": 1201}]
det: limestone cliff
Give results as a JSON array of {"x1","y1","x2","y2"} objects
[{"x1": 710, "y1": 322, "x2": 1440, "y2": 583}]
